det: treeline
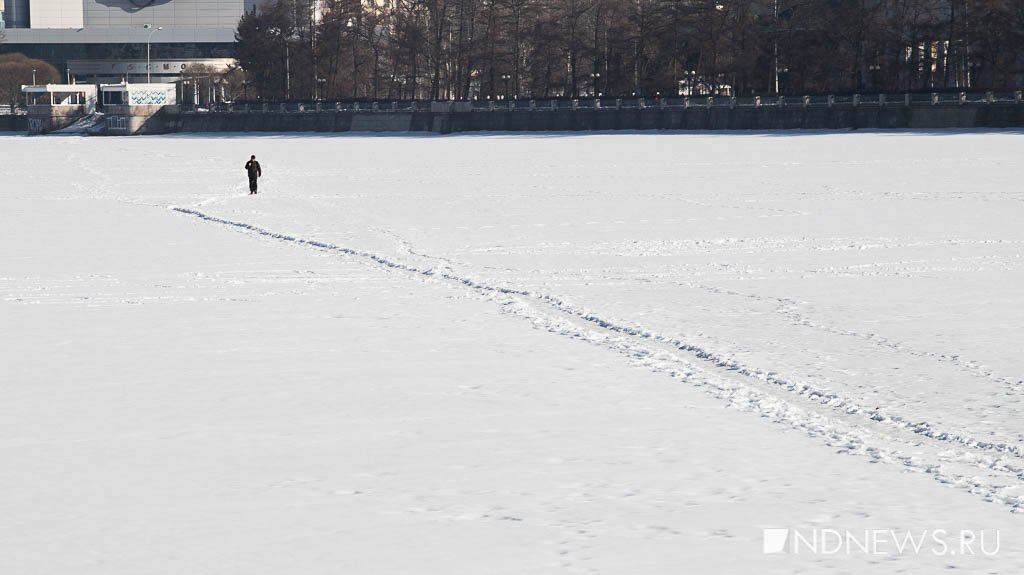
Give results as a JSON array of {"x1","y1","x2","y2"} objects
[{"x1": 235, "y1": 0, "x2": 1024, "y2": 102}]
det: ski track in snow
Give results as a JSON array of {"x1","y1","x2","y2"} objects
[
  {"x1": 686, "y1": 282, "x2": 1024, "y2": 395},
  {"x1": 171, "y1": 205, "x2": 1024, "y2": 513}
]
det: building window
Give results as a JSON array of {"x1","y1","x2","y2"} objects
[
  {"x1": 107, "y1": 116, "x2": 127, "y2": 131},
  {"x1": 103, "y1": 91, "x2": 125, "y2": 106}
]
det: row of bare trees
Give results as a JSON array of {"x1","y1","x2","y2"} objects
[{"x1": 235, "y1": 0, "x2": 1024, "y2": 102}]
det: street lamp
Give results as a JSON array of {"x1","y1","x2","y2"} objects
[
  {"x1": 685, "y1": 70, "x2": 697, "y2": 96},
  {"x1": 144, "y1": 23, "x2": 163, "y2": 83},
  {"x1": 589, "y1": 72, "x2": 601, "y2": 96},
  {"x1": 31, "y1": 68, "x2": 36, "y2": 85},
  {"x1": 770, "y1": 0, "x2": 778, "y2": 94},
  {"x1": 391, "y1": 75, "x2": 406, "y2": 100},
  {"x1": 268, "y1": 27, "x2": 298, "y2": 100},
  {"x1": 868, "y1": 63, "x2": 880, "y2": 90},
  {"x1": 317, "y1": 77, "x2": 327, "y2": 100},
  {"x1": 500, "y1": 74, "x2": 511, "y2": 100},
  {"x1": 346, "y1": 19, "x2": 359, "y2": 99}
]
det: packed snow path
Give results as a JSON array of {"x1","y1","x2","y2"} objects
[{"x1": 3, "y1": 132, "x2": 1023, "y2": 573}]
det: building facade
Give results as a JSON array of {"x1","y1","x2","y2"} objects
[{"x1": 1, "y1": 0, "x2": 270, "y2": 82}]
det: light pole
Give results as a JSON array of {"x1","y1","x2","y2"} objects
[
  {"x1": 346, "y1": 19, "x2": 359, "y2": 99},
  {"x1": 773, "y1": 0, "x2": 779, "y2": 94},
  {"x1": 144, "y1": 23, "x2": 163, "y2": 83},
  {"x1": 32, "y1": 68, "x2": 36, "y2": 85},
  {"x1": 312, "y1": 0, "x2": 322, "y2": 101},
  {"x1": 391, "y1": 75, "x2": 406, "y2": 100},
  {"x1": 317, "y1": 77, "x2": 327, "y2": 100},
  {"x1": 500, "y1": 74, "x2": 511, "y2": 100},
  {"x1": 268, "y1": 27, "x2": 298, "y2": 100}
]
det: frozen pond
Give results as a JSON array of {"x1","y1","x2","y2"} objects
[{"x1": 3, "y1": 131, "x2": 1023, "y2": 573}]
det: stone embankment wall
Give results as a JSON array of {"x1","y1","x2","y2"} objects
[
  {"x1": 167, "y1": 101, "x2": 1024, "y2": 134},
  {"x1": 10, "y1": 97, "x2": 1024, "y2": 135},
  {"x1": 0, "y1": 115, "x2": 29, "y2": 132}
]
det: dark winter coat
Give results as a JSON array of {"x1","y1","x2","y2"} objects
[{"x1": 245, "y1": 159, "x2": 262, "y2": 179}]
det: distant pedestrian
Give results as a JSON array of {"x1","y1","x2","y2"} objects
[{"x1": 245, "y1": 155, "x2": 262, "y2": 194}]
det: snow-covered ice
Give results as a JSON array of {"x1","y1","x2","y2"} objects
[{"x1": 2, "y1": 131, "x2": 1023, "y2": 573}]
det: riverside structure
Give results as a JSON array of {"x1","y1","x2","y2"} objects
[{"x1": 13, "y1": 91, "x2": 1024, "y2": 135}]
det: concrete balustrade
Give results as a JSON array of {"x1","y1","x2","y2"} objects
[{"x1": 10, "y1": 91, "x2": 1024, "y2": 135}]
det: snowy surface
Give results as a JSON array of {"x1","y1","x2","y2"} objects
[{"x1": 2, "y1": 131, "x2": 1023, "y2": 573}]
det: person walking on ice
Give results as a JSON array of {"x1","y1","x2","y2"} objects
[{"x1": 245, "y1": 155, "x2": 262, "y2": 194}]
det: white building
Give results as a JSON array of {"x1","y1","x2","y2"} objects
[{"x1": 1, "y1": 0, "x2": 272, "y2": 82}]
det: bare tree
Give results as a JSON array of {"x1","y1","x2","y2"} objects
[
  {"x1": 0, "y1": 54, "x2": 60, "y2": 108},
  {"x1": 238, "y1": 0, "x2": 1024, "y2": 101}
]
